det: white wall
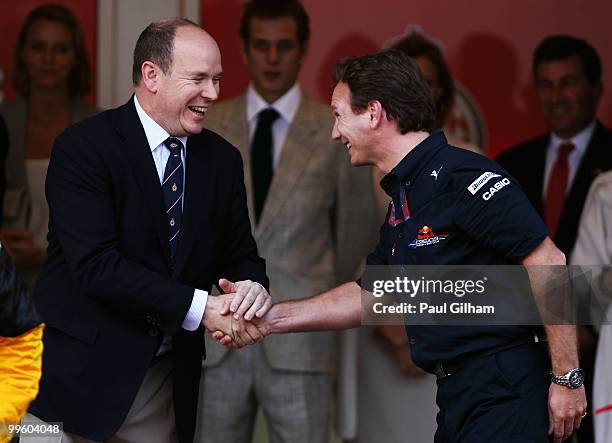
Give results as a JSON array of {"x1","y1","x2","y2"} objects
[{"x1": 96, "y1": 0, "x2": 200, "y2": 109}]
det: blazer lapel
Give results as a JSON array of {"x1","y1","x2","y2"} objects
[
  {"x1": 221, "y1": 98, "x2": 252, "y2": 218},
  {"x1": 115, "y1": 99, "x2": 172, "y2": 271},
  {"x1": 255, "y1": 97, "x2": 318, "y2": 238},
  {"x1": 529, "y1": 137, "x2": 549, "y2": 214}
]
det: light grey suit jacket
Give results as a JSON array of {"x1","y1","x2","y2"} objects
[
  {"x1": 203, "y1": 93, "x2": 378, "y2": 372},
  {"x1": 1, "y1": 97, "x2": 98, "y2": 228}
]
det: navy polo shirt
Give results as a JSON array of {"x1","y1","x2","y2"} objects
[{"x1": 362, "y1": 132, "x2": 549, "y2": 372}]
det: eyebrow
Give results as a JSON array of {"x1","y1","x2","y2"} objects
[{"x1": 184, "y1": 71, "x2": 224, "y2": 78}]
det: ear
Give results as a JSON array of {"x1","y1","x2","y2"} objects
[
  {"x1": 140, "y1": 61, "x2": 160, "y2": 93},
  {"x1": 367, "y1": 100, "x2": 385, "y2": 129}
]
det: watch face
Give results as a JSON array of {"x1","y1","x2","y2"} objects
[{"x1": 569, "y1": 369, "x2": 585, "y2": 388}]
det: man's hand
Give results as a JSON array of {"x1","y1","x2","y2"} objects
[
  {"x1": 375, "y1": 325, "x2": 426, "y2": 377},
  {"x1": 202, "y1": 294, "x2": 265, "y2": 347},
  {"x1": 0, "y1": 229, "x2": 45, "y2": 269},
  {"x1": 548, "y1": 383, "x2": 587, "y2": 442},
  {"x1": 218, "y1": 278, "x2": 272, "y2": 320},
  {"x1": 211, "y1": 304, "x2": 274, "y2": 348}
]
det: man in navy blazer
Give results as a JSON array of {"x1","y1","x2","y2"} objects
[
  {"x1": 23, "y1": 18, "x2": 270, "y2": 443},
  {"x1": 496, "y1": 35, "x2": 612, "y2": 257}
]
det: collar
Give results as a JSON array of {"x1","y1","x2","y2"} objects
[
  {"x1": 380, "y1": 132, "x2": 447, "y2": 197},
  {"x1": 246, "y1": 83, "x2": 301, "y2": 125},
  {"x1": 549, "y1": 120, "x2": 596, "y2": 157},
  {"x1": 133, "y1": 95, "x2": 188, "y2": 152}
]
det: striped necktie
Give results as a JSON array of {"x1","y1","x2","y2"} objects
[{"x1": 162, "y1": 137, "x2": 184, "y2": 263}]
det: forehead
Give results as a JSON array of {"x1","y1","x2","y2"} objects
[
  {"x1": 171, "y1": 26, "x2": 222, "y2": 72},
  {"x1": 249, "y1": 16, "x2": 298, "y2": 41},
  {"x1": 331, "y1": 82, "x2": 351, "y2": 108},
  {"x1": 536, "y1": 55, "x2": 587, "y2": 80},
  {"x1": 26, "y1": 19, "x2": 73, "y2": 41}
]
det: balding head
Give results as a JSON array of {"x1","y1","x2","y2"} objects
[{"x1": 132, "y1": 17, "x2": 203, "y2": 86}]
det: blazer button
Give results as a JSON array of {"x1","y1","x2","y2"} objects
[{"x1": 148, "y1": 329, "x2": 159, "y2": 337}]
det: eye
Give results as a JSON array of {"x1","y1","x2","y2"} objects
[
  {"x1": 536, "y1": 80, "x2": 553, "y2": 91},
  {"x1": 28, "y1": 42, "x2": 45, "y2": 52},
  {"x1": 277, "y1": 40, "x2": 296, "y2": 53},
  {"x1": 251, "y1": 40, "x2": 270, "y2": 52},
  {"x1": 54, "y1": 43, "x2": 72, "y2": 54}
]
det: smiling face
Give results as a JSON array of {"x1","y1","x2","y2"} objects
[
  {"x1": 21, "y1": 18, "x2": 77, "y2": 92},
  {"x1": 331, "y1": 81, "x2": 373, "y2": 167},
  {"x1": 149, "y1": 26, "x2": 223, "y2": 137},
  {"x1": 242, "y1": 16, "x2": 304, "y2": 104},
  {"x1": 535, "y1": 55, "x2": 602, "y2": 139}
]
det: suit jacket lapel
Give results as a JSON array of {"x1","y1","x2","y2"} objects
[
  {"x1": 530, "y1": 137, "x2": 549, "y2": 214},
  {"x1": 115, "y1": 99, "x2": 172, "y2": 271},
  {"x1": 211, "y1": 97, "x2": 254, "y2": 226},
  {"x1": 255, "y1": 97, "x2": 318, "y2": 238},
  {"x1": 557, "y1": 121, "x2": 609, "y2": 249}
]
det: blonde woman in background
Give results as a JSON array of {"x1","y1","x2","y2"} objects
[{"x1": 0, "y1": 4, "x2": 98, "y2": 286}]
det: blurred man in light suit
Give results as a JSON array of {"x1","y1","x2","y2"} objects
[{"x1": 198, "y1": 1, "x2": 377, "y2": 442}]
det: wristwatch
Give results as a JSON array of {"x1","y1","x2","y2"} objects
[{"x1": 551, "y1": 368, "x2": 585, "y2": 389}]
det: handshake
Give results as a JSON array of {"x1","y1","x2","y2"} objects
[{"x1": 200, "y1": 278, "x2": 273, "y2": 348}]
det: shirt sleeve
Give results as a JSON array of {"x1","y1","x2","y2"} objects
[
  {"x1": 181, "y1": 289, "x2": 208, "y2": 331},
  {"x1": 450, "y1": 163, "x2": 549, "y2": 262}
]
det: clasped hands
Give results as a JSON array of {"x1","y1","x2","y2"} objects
[{"x1": 201, "y1": 278, "x2": 271, "y2": 348}]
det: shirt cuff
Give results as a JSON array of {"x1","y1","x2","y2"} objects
[{"x1": 181, "y1": 289, "x2": 208, "y2": 331}]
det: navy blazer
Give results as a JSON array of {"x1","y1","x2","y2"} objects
[
  {"x1": 496, "y1": 121, "x2": 612, "y2": 255},
  {"x1": 29, "y1": 98, "x2": 268, "y2": 442}
]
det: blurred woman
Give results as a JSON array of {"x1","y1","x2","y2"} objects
[{"x1": 0, "y1": 4, "x2": 97, "y2": 284}]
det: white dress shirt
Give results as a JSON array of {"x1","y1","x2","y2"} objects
[
  {"x1": 246, "y1": 83, "x2": 301, "y2": 168},
  {"x1": 134, "y1": 96, "x2": 207, "y2": 347},
  {"x1": 542, "y1": 120, "x2": 596, "y2": 199}
]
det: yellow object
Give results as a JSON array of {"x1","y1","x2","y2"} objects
[{"x1": 0, "y1": 324, "x2": 44, "y2": 443}]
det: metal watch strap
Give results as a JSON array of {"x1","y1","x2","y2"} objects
[{"x1": 551, "y1": 368, "x2": 584, "y2": 389}]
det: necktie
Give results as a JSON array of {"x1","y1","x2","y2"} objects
[
  {"x1": 162, "y1": 137, "x2": 184, "y2": 263},
  {"x1": 251, "y1": 108, "x2": 280, "y2": 223},
  {"x1": 545, "y1": 142, "x2": 574, "y2": 237}
]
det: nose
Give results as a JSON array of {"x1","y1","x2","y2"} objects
[
  {"x1": 331, "y1": 120, "x2": 340, "y2": 140},
  {"x1": 43, "y1": 47, "x2": 55, "y2": 64},
  {"x1": 201, "y1": 79, "x2": 219, "y2": 102},
  {"x1": 549, "y1": 83, "x2": 565, "y2": 103},
  {"x1": 266, "y1": 46, "x2": 280, "y2": 64}
]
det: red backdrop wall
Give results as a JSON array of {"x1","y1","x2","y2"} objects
[
  {"x1": 0, "y1": 0, "x2": 97, "y2": 105},
  {"x1": 202, "y1": 0, "x2": 611, "y2": 157}
]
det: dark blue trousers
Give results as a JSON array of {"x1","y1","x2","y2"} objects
[{"x1": 434, "y1": 342, "x2": 551, "y2": 443}]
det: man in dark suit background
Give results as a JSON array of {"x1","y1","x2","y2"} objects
[
  {"x1": 496, "y1": 35, "x2": 612, "y2": 256},
  {"x1": 496, "y1": 34, "x2": 612, "y2": 443},
  {"x1": 21, "y1": 18, "x2": 270, "y2": 443}
]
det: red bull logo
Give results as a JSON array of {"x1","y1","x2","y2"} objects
[
  {"x1": 417, "y1": 226, "x2": 435, "y2": 240},
  {"x1": 409, "y1": 226, "x2": 448, "y2": 249}
]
